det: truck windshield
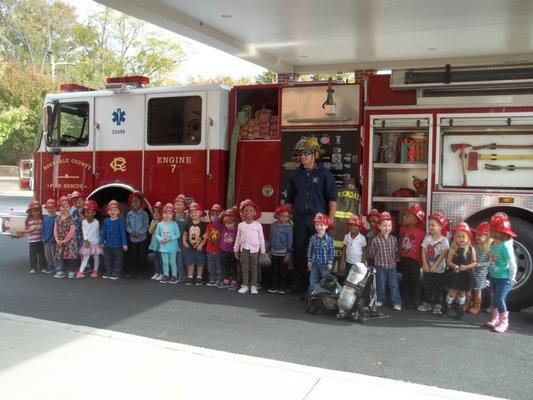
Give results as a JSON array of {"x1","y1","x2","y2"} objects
[{"x1": 47, "y1": 102, "x2": 89, "y2": 147}]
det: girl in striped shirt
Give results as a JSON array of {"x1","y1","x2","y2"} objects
[{"x1": 17, "y1": 200, "x2": 45, "y2": 273}]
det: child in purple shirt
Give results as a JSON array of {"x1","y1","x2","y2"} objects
[{"x1": 214, "y1": 206, "x2": 239, "y2": 289}]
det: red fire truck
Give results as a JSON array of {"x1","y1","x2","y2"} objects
[{"x1": 1, "y1": 65, "x2": 532, "y2": 308}]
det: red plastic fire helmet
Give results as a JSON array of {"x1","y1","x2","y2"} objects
[
  {"x1": 428, "y1": 212, "x2": 449, "y2": 235},
  {"x1": 452, "y1": 222, "x2": 473, "y2": 241},
  {"x1": 57, "y1": 196, "x2": 70, "y2": 207},
  {"x1": 367, "y1": 209, "x2": 381, "y2": 220},
  {"x1": 153, "y1": 201, "x2": 162, "y2": 210},
  {"x1": 406, "y1": 204, "x2": 425, "y2": 223},
  {"x1": 106, "y1": 200, "x2": 120, "y2": 214},
  {"x1": 162, "y1": 203, "x2": 175, "y2": 214},
  {"x1": 274, "y1": 204, "x2": 291, "y2": 218},
  {"x1": 490, "y1": 216, "x2": 517, "y2": 238},
  {"x1": 474, "y1": 221, "x2": 491, "y2": 236},
  {"x1": 174, "y1": 194, "x2": 186, "y2": 205},
  {"x1": 83, "y1": 199, "x2": 99, "y2": 212},
  {"x1": 70, "y1": 191, "x2": 84, "y2": 203},
  {"x1": 209, "y1": 204, "x2": 222, "y2": 213},
  {"x1": 313, "y1": 212, "x2": 332, "y2": 228},
  {"x1": 347, "y1": 214, "x2": 364, "y2": 229},
  {"x1": 188, "y1": 202, "x2": 204, "y2": 213},
  {"x1": 44, "y1": 198, "x2": 56, "y2": 208},
  {"x1": 239, "y1": 199, "x2": 262, "y2": 220},
  {"x1": 378, "y1": 211, "x2": 392, "y2": 223},
  {"x1": 26, "y1": 200, "x2": 41, "y2": 213},
  {"x1": 128, "y1": 190, "x2": 145, "y2": 209}
]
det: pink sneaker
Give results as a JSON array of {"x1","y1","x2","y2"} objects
[
  {"x1": 90, "y1": 270, "x2": 99, "y2": 278},
  {"x1": 75, "y1": 271, "x2": 85, "y2": 279},
  {"x1": 486, "y1": 308, "x2": 499, "y2": 328},
  {"x1": 493, "y1": 312, "x2": 509, "y2": 333}
]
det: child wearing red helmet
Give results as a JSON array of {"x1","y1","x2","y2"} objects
[
  {"x1": 173, "y1": 194, "x2": 190, "y2": 281},
  {"x1": 268, "y1": 204, "x2": 293, "y2": 294},
  {"x1": 443, "y1": 222, "x2": 477, "y2": 318},
  {"x1": 183, "y1": 202, "x2": 208, "y2": 285},
  {"x1": 470, "y1": 222, "x2": 492, "y2": 314},
  {"x1": 77, "y1": 200, "x2": 102, "y2": 279},
  {"x1": 148, "y1": 202, "x2": 163, "y2": 281},
  {"x1": 206, "y1": 204, "x2": 223, "y2": 286},
  {"x1": 213, "y1": 206, "x2": 240, "y2": 290},
  {"x1": 307, "y1": 213, "x2": 335, "y2": 292},
  {"x1": 42, "y1": 199, "x2": 58, "y2": 273},
  {"x1": 486, "y1": 214, "x2": 518, "y2": 333},
  {"x1": 100, "y1": 200, "x2": 128, "y2": 280},
  {"x1": 418, "y1": 212, "x2": 450, "y2": 315},
  {"x1": 234, "y1": 200, "x2": 266, "y2": 294},
  {"x1": 54, "y1": 196, "x2": 79, "y2": 279},
  {"x1": 398, "y1": 204, "x2": 426, "y2": 308},
  {"x1": 17, "y1": 200, "x2": 45, "y2": 273},
  {"x1": 156, "y1": 203, "x2": 181, "y2": 284},
  {"x1": 340, "y1": 214, "x2": 367, "y2": 277},
  {"x1": 369, "y1": 212, "x2": 401, "y2": 310}
]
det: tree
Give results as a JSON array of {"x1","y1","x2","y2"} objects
[
  {"x1": 254, "y1": 70, "x2": 276, "y2": 84},
  {"x1": 187, "y1": 75, "x2": 253, "y2": 86}
]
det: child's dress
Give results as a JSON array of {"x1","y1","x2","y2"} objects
[
  {"x1": 447, "y1": 246, "x2": 474, "y2": 291},
  {"x1": 472, "y1": 244, "x2": 490, "y2": 291},
  {"x1": 55, "y1": 215, "x2": 78, "y2": 260},
  {"x1": 79, "y1": 219, "x2": 103, "y2": 256}
]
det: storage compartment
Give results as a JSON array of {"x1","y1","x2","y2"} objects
[
  {"x1": 233, "y1": 86, "x2": 280, "y2": 140},
  {"x1": 368, "y1": 116, "x2": 431, "y2": 220}
]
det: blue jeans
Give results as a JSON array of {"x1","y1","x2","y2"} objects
[
  {"x1": 376, "y1": 266, "x2": 402, "y2": 306},
  {"x1": 104, "y1": 247, "x2": 123, "y2": 278},
  {"x1": 176, "y1": 250, "x2": 185, "y2": 279},
  {"x1": 207, "y1": 252, "x2": 222, "y2": 282},
  {"x1": 309, "y1": 263, "x2": 330, "y2": 290},
  {"x1": 490, "y1": 277, "x2": 513, "y2": 313},
  {"x1": 153, "y1": 251, "x2": 163, "y2": 275}
]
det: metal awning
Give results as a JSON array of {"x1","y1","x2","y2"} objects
[{"x1": 97, "y1": 0, "x2": 533, "y2": 73}]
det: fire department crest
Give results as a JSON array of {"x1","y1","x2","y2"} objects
[{"x1": 110, "y1": 157, "x2": 127, "y2": 172}]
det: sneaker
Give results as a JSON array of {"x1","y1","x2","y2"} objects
[
  {"x1": 278, "y1": 286, "x2": 287, "y2": 294},
  {"x1": 169, "y1": 276, "x2": 178, "y2": 284},
  {"x1": 267, "y1": 288, "x2": 278, "y2": 293},
  {"x1": 68, "y1": 272, "x2": 75, "y2": 279},
  {"x1": 376, "y1": 301, "x2": 383, "y2": 307},
  {"x1": 393, "y1": 304, "x2": 402, "y2": 311},
  {"x1": 53, "y1": 271, "x2": 66, "y2": 279},
  {"x1": 109, "y1": 276, "x2": 119, "y2": 280},
  {"x1": 228, "y1": 281, "x2": 238, "y2": 291},
  {"x1": 29, "y1": 269, "x2": 37, "y2": 274},
  {"x1": 160, "y1": 275, "x2": 169, "y2": 284},
  {"x1": 90, "y1": 270, "x2": 99, "y2": 278},
  {"x1": 214, "y1": 280, "x2": 221, "y2": 287},
  {"x1": 218, "y1": 280, "x2": 229, "y2": 289},
  {"x1": 206, "y1": 281, "x2": 215, "y2": 287},
  {"x1": 432, "y1": 304, "x2": 442, "y2": 315},
  {"x1": 185, "y1": 277, "x2": 193, "y2": 286},
  {"x1": 195, "y1": 277, "x2": 203, "y2": 286},
  {"x1": 250, "y1": 285, "x2": 258, "y2": 295},
  {"x1": 75, "y1": 271, "x2": 85, "y2": 279},
  {"x1": 151, "y1": 273, "x2": 160, "y2": 280},
  {"x1": 238, "y1": 285, "x2": 249, "y2": 294},
  {"x1": 42, "y1": 268, "x2": 54, "y2": 274},
  {"x1": 417, "y1": 302, "x2": 432, "y2": 312},
  {"x1": 102, "y1": 274, "x2": 110, "y2": 279}
]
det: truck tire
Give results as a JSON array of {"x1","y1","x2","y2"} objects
[{"x1": 506, "y1": 218, "x2": 533, "y2": 310}]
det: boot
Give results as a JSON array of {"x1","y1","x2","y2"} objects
[
  {"x1": 469, "y1": 291, "x2": 482, "y2": 315},
  {"x1": 486, "y1": 308, "x2": 499, "y2": 328},
  {"x1": 463, "y1": 292, "x2": 471, "y2": 312},
  {"x1": 493, "y1": 311, "x2": 509, "y2": 333}
]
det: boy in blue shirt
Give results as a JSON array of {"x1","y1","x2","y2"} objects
[
  {"x1": 41, "y1": 198, "x2": 57, "y2": 273},
  {"x1": 126, "y1": 191, "x2": 149, "y2": 279},
  {"x1": 307, "y1": 213, "x2": 334, "y2": 291},
  {"x1": 268, "y1": 204, "x2": 293, "y2": 294},
  {"x1": 100, "y1": 200, "x2": 128, "y2": 280}
]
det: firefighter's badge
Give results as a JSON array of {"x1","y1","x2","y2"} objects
[{"x1": 110, "y1": 157, "x2": 127, "y2": 172}]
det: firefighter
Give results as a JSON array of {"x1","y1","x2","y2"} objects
[{"x1": 285, "y1": 137, "x2": 338, "y2": 292}]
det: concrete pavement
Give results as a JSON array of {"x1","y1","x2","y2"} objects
[{"x1": 0, "y1": 313, "x2": 503, "y2": 400}]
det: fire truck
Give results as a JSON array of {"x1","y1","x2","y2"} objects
[{"x1": 1, "y1": 65, "x2": 532, "y2": 309}]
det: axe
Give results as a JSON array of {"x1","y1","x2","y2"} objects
[
  {"x1": 451, "y1": 143, "x2": 533, "y2": 153},
  {"x1": 484, "y1": 163, "x2": 533, "y2": 171},
  {"x1": 468, "y1": 152, "x2": 533, "y2": 170}
]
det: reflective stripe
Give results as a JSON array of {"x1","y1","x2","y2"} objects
[{"x1": 335, "y1": 211, "x2": 352, "y2": 218}]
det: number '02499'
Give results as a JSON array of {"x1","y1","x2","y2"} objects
[{"x1": 112, "y1": 129, "x2": 125, "y2": 135}]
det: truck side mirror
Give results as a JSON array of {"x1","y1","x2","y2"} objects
[{"x1": 42, "y1": 102, "x2": 60, "y2": 153}]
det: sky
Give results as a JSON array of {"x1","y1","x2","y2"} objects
[{"x1": 66, "y1": 0, "x2": 266, "y2": 83}]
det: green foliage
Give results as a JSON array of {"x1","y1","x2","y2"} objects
[
  {"x1": 187, "y1": 75, "x2": 253, "y2": 86},
  {"x1": 254, "y1": 70, "x2": 276, "y2": 84}
]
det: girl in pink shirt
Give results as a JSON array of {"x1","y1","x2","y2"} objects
[{"x1": 234, "y1": 199, "x2": 265, "y2": 294}]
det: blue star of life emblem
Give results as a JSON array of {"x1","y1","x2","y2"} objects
[{"x1": 112, "y1": 108, "x2": 126, "y2": 125}]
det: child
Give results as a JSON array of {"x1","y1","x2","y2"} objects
[
  {"x1": 100, "y1": 200, "x2": 128, "y2": 280},
  {"x1": 18, "y1": 200, "x2": 45, "y2": 273},
  {"x1": 214, "y1": 206, "x2": 239, "y2": 290},
  {"x1": 156, "y1": 203, "x2": 181, "y2": 284},
  {"x1": 149, "y1": 202, "x2": 163, "y2": 280},
  {"x1": 53, "y1": 196, "x2": 78, "y2": 279},
  {"x1": 268, "y1": 204, "x2": 293, "y2": 294},
  {"x1": 205, "y1": 204, "x2": 223, "y2": 286},
  {"x1": 70, "y1": 191, "x2": 85, "y2": 250},
  {"x1": 486, "y1": 214, "x2": 517, "y2": 333},
  {"x1": 340, "y1": 214, "x2": 367, "y2": 276},
  {"x1": 234, "y1": 199, "x2": 266, "y2": 294},
  {"x1": 418, "y1": 212, "x2": 450, "y2": 314},
  {"x1": 182, "y1": 202, "x2": 207, "y2": 285},
  {"x1": 77, "y1": 200, "x2": 102, "y2": 279},
  {"x1": 368, "y1": 212, "x2": 401, "y2": 310},
  {"x1": 306, "y1": 213, "x2": 334, "y2": 292},
  {"x1": 174, "y1": 194, "x2": 189, "y2": 281},
  {"x1": 41, "y1": 199, "x2": 57, "y2": 273},
  {"x1": 444, "y1": 222, "x2": 477, "y2": 318},
  {"x1": 365, "y1": 209, "x2": 380, "y2": 267},
  {"x1": 126, "y1": 191, "x2": 149, "y2": 279},
  {"x1": 398, "y1": 204, "x2": 426, "y2": 308},
  {"x1": 470, "y1": 222, "x2": 492, "y2": 314}
]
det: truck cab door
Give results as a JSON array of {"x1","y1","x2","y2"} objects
[
  {"x1": 41, "y1": 98, "x2": 95, "y2": 199},
  {"x1": 143, "y1": 92, "x2": 208, "y2": 204}
]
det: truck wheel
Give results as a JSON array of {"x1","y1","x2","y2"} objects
[{"x1": 505, "y1": 218, "x2": 533, "y2": 310}]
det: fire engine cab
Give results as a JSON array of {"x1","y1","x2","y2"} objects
[{"x1": 2, "y1": 65, "x2": 533, "y2": 309}]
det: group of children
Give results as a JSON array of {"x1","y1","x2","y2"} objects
[
  {"x1": 20, "y1": 192, "x2": 518, "y2": 332},
  {"x1": 307, "y1": 204, "x2": 517, "y2": 333}
]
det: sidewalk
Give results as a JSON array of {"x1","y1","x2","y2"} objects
[{"x1": 0, "y1": 313, "x2": 502, "y2": 400}]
